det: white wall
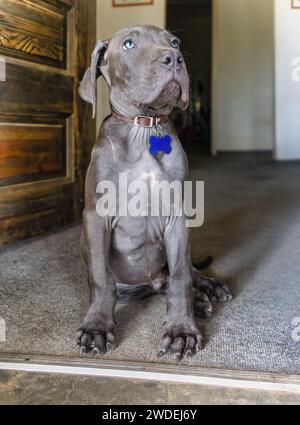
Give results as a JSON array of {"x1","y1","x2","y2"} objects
[
  {"x1": 274, "y1": 0, "x2": 300, "y2": 160},
  {"x1": 96, "y1": 0, "x2": 166, "y2": 129},
  {"x1": 212, "y1": 0, "x2": 274, "y2": 153}
]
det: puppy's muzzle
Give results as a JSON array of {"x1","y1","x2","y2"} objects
[{"x1": 159, "y1": 50, "x2": 184, "y2": 71}]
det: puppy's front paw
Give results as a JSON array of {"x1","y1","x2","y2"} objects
[
  {"x1": 76, "y1": 316, "x2": 116, "y2": 356},
  {"x1": 158, "y1": 321, "x2": 203, "y2": 361}
]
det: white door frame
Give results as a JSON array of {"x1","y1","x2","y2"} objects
[{"x1": 211, "y1": 0, "x2": 218, "y2": 156}]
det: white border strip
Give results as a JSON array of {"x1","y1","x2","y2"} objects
[{"x1": 1, "y1": 362, "x2": 300, "y2": 393}]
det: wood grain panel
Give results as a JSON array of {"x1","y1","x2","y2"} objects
[
  {"x1": 0, "y1": 0, "x2": 67, "y2": 67},
  {"x1": 0, "y1": 62, "x2": 73, "y2": 116},
  {"x1": 0, "y1": 0, "x2": 96, "y2": 245},
  {"x1": 0, "y1": 183, "x2": 74, "y2": 244},
  {"x1": 0, "y1": 123, "x2": 66, "y2": 186}
]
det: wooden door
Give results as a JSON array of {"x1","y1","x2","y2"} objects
[{"x1": 0, "y1": 0, "x2": 96, "y2": 244}]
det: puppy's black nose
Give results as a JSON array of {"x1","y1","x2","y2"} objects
[{"x1": 159, "y1": 50, "x2": 183, "y2": 70}]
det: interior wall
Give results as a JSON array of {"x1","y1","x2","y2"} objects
[
  {"x1": 274, "y1": 0, "x2": 300, "y2": 160},
  {"x1": 96, "y1": 0, "x2": 166, "y2": 130},
  {"x1": 212, "y1": 0, "x2": 274, "y2": 152}
]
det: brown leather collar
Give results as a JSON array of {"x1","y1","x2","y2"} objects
[{"x1": 112, "y1": 112, "x2": 169, "y2": 128}]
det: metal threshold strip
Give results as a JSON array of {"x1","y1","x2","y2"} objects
[{"x1": 1, "y1": 353, "x2": 300, "y2": 394}]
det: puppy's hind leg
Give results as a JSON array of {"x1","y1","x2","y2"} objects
[
  {"x1": 192, "y1": 266, "x2": 233, "y2": 304},
  {"x1": 117, "y1": 271, "x2": 168, "y2": 304},
  {"x1": 117, "y1": 283, "x2": 154, "y2": 304}
]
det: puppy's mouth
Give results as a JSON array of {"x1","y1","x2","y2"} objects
[
  {"x1": 148, "y1": 80, "x2": 184, "y2": 110},
  {"x1": 162, "y1": 80, "x2": 182, "y2": 97}
]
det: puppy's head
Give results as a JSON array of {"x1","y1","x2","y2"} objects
[{"x1": 79, "y1": 25, "x2": 190, "y2": 118}]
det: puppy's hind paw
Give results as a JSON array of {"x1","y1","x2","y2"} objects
[
  {"x1": 194, "y1": 276, "x2": 233, "y2": 304},
  {"x1": 194, "y1": 292, "x2": 213, "y2": 319}
]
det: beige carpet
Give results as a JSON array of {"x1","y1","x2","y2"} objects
[{"x1": 1, "y1": 153, "x2": 300, "y2": 374}]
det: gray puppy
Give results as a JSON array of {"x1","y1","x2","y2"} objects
[{"x1": 77, "y1": 25, "x2": 232, "y2": 359}]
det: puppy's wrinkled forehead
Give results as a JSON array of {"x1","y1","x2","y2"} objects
[
  {"x1": 78, "y1": 24, "x2": 188, "y2": 117},
  {"x1": 108, "y1": 25, "x2": 179, "y2": 53}
]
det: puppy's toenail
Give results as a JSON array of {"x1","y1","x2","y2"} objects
[
  {"x1": 186, "y1": 350, "x2": 192, "y2": 358},
  {"x1": 195, "y1": 344, "x2": 201, "y2": 353}
]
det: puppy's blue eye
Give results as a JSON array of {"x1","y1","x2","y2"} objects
[
  {"x1": 171, "y1": 39, "x2": 179, "y2": 49},
  {"x1": 123, "y1": 39, "x2": 136, "y2": 50}
]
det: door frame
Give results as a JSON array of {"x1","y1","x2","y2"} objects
[{"x1": 211, "y1": 0, "x2": 218, "y2": 156}]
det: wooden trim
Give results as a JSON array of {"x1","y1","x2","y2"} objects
[
  {"x1": 0, "y1": 54, "x2": 73, "y2": 77},
  {"x1": 74, "y1": 0, "x2": 96, "y2": 219},
  {"x1": 66, "y1": 115, "x2": 75, "y2": 182},
  {"x1": 0, "y1": 177, "x2": 73, "y2": 196}
]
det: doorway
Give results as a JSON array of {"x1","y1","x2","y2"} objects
[{"x1": 167, "y1": 0, "x2": 212, "y2": 154}]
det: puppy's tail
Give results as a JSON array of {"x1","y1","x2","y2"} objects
[
  {"x1": 193, "y1": 256, "x2": 213, "y2": 270},
  {"x1": 117, "y1": 283, "x2": 154, "y2": 304}
]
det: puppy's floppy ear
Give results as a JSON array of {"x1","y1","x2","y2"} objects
[{"x1": 78, "y1": 39, "x2": 109, "y2": 119}]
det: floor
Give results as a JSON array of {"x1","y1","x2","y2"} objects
[
  {"x1": 1, "y1": 369, "x2": 300, "y2": 405},
  {"x1": 1, "y1": 153, "x2": 300, "y2": 393}
]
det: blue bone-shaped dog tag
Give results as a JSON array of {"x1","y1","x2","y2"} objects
[{"x1": 149, "y1": 135, "x2": 172, "y2": 156}]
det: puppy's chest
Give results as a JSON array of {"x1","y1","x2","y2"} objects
[
  {"x1": 116, "y1": 133, "x2": 187, "y2": 183},
  {"x1": 122, "y1": 153, "x2": 186, "y2": 184}
]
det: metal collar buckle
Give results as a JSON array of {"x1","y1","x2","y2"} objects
[{"x1": 134, "y1": 115, "x2": 160, "y2": 128}]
